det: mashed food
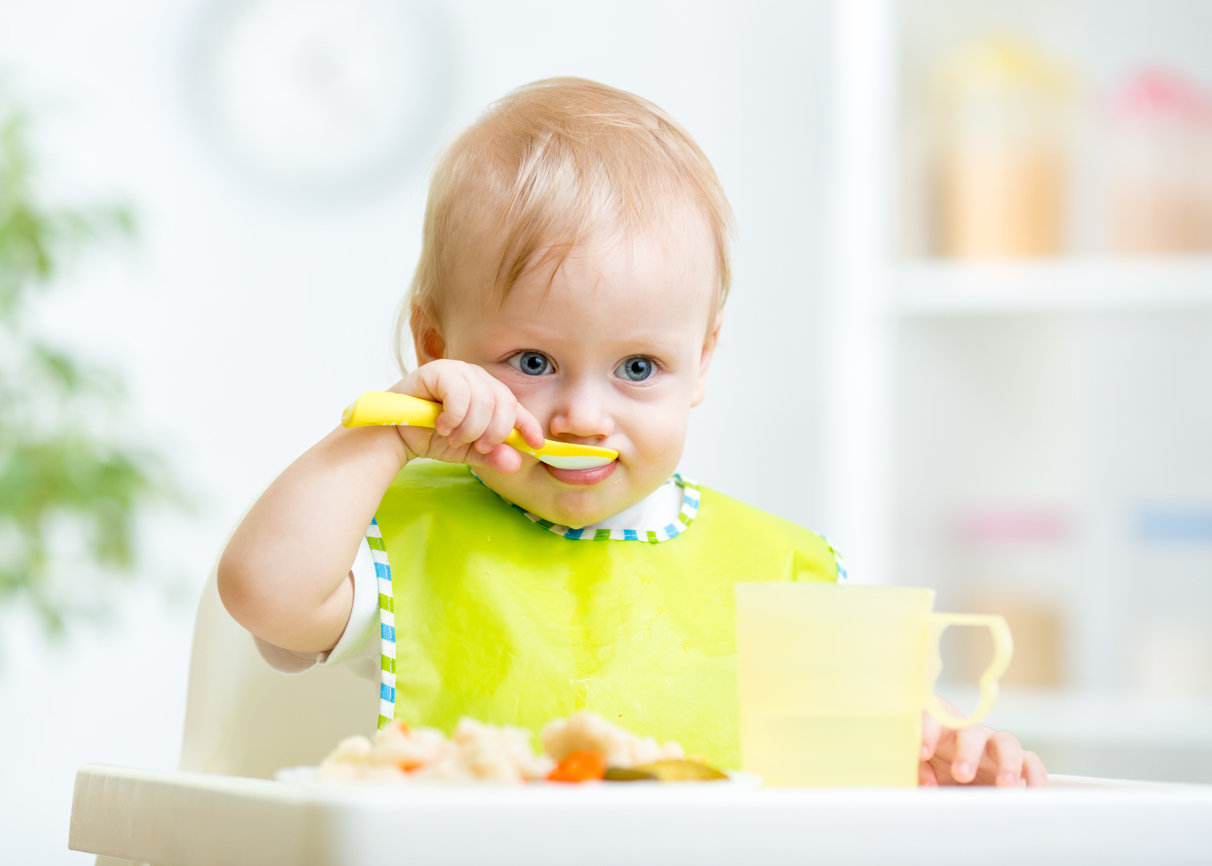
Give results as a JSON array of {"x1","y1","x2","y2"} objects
[{"x1": 317, "y1": 711, "x2": 686, "y2": 784}]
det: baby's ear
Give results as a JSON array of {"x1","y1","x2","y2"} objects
[
  {"x1": 410, "y1": 304, "x2": 446, "y2": 363},
  {"x1": 691, "y1": 310, "x2": 724, "y2": 407}
]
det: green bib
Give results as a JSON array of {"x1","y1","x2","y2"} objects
[{"x1": 370, "y1": 461, "x2": 838, "y2": 769}]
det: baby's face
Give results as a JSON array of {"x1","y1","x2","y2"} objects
[{"x1": 430, "y1": 213, "x2": 720, "y2": 528}]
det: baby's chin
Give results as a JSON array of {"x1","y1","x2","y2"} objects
[
  {"x1": 480, "y1": 478, "x2": 649, "y2": 530},
  {"x1": 536, "y1": 486, "x2": 666, "y2": 530},
  {"x1": 516, "y1": 498, "x2": 622, "y2": 530}
]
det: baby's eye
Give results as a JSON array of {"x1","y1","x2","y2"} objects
[
  {"x1": 616, "y1": 356, "x2": 656, "y2": 382},
  {"x1": 507, "y1": 350, "x2": 554, "y2": 376}
]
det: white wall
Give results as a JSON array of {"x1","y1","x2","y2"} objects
[{"x1": 0, "y1": 2, "x2": 836, "y2": 862}]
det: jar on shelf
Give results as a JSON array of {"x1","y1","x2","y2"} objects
[
  {"x1": 942, "y1": 504, "x2": 1076, "y2": 689},
  {"x1": 1126, "y1": 504, "x2": 1212, "y2": 698},
  {"x1": 1104, "y1": 69, "x2": 1212, "y2": 255},
  {"x1": 931, "y1": 38, "x2": 1073, "y2": 259}
]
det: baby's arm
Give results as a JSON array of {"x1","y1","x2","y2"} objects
[{"x1": 217, "y1": 361, "x2": 544, "y2": 654}]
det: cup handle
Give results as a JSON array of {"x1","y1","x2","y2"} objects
[{"x1": 923, "y1": 613, "x2": 1013, "y2": 729}]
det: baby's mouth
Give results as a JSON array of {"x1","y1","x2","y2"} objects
[{"x1": 543, "y1": 459, "x2": 618, "y2": 486}]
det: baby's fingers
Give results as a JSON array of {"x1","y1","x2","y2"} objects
[
  {"x1": 919, "y1": 711, "x2": 943, "y2": 763},
  {"x1": 918, "y1": 759, "x2": 941, "y2": 787},
  {"x1": 408, "y1": 361, "x2": 475, "y2": 438},
  {"x1": 397, "y1": 362, "x2": 531, "y2": 469},
  {"x1": 443, "y1": 371, "x2": 511, "y2": 447},
  {"x1": 947, "y1": 724, "x2": 993, "y2": 784},
  {"x1": 474, "y1": 399, "x2": 542, "y2": 473},
  {"x1": 985, "y1": 730, "x2": 1026, "y2": 787},
  {"x1": 468, "y1": 385, "x2": 520, "y2": 454},
  {"x1": 416, "y1": 362, "x2": 510, "y2": 448},
  {"x1": 477, "y1": 443, "x2": 524, "y2": 473},
  {"x1": 1022, "y1": 750, "x2": 1048, "y2": 788},
  {"x1": 510, "y1": 402, "x2": 546, "y2": 450}
]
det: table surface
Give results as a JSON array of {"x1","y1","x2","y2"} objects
[{"x1": 70, "y1": 763, "x2": 1212, "y2": 866}]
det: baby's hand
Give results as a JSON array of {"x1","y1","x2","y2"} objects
[
  {"x1": 919, "y1": 700, "x2": 1048, "y2": 788},
  {"x1": 389, "y1": 360, "x2": 545, "y2": 473}
]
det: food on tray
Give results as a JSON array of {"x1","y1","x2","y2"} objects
[
  {"x1": 313, "y1": 711, "x2": 725, "y2": 784},
  {"x1": 610, "y1": 759, "x2": 729, "y2": 782},
  {"x1": 547, "y1": 749, "x2": 608, "y2": 783},
  {"x1": 319, "y1": 717, "x2": 552, "y2": 783},
  {"x1": 541, "y1": 710, "x2": 684, "y2": 768}
]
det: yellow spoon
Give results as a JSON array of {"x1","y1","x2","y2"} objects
[{"x1": 341, "y1": 391, "x2": 618, "y2": 470}]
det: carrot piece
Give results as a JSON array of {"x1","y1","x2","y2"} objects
[{"x1": 547, "y1": 750, "x2": 607, "y2": 783}]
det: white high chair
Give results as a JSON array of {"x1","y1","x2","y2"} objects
[
  {"x1": 90, "y1": 572, "x2": 377, "y2": 866},
  {"x1": 176, "y1": 573, "x2": 376, "y2": 776}
]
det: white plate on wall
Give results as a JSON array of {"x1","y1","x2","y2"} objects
[{"x1": 184, "y1": 0, "x2": 455, "y2": 201}]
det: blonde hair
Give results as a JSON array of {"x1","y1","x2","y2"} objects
[{"x1": 398, "y1": 77, "x2": 732, "y2": 365}]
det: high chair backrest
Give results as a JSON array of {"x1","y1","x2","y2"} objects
[{"x1": 177, "y1": 573, "x2": 377, "y2": 778}]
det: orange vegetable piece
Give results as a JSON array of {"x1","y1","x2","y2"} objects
[{"x1": 547, "y1": 750, "x2": 607, "y2": 783}]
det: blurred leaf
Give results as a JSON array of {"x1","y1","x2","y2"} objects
[{"x1": 0, "y1": 80, "x2": 183, "y2": 652}]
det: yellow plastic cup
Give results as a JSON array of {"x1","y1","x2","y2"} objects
[{"x1": 735, "y1": 583, "x2": 1012, "y2": 787}]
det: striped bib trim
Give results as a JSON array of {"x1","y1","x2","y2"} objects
[{"x1": 511, "y1": 474, "x2": 700, "y2": 543}]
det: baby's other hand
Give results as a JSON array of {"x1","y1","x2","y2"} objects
[
  {"x1": 919, "y1": 699, "x2": 1047, "y2": 788},
  {"x1": 390, "y1": 360, "x2": 545, "y2": 473}
]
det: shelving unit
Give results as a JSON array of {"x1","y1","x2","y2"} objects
[
  {"x1": 826, "y1": 0, "x2": 1212, "y2": 782},
  {"x1": 893, "y1": 258, "x2": 1212, "y2": 317}
]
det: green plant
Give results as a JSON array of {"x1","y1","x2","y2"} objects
[{"x1": 1, "y1": 86, "x2": 180, "y2": 638}]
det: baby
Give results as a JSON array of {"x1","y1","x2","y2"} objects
[{"x1": 218, "y1": 77, "x2": 1045, "y2": 786}]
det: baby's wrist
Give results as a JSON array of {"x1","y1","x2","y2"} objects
[{"x1": 331, "y1": 422, "x2": 412, "y2": 473}]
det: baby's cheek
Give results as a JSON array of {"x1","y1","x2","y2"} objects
[{"x1": 633, "y1": 418, "x2": 689, "y2": 475}]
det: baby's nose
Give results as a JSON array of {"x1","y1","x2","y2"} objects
[{"x1": 547, "y1": 385, "x2": 614, "y2": 441}]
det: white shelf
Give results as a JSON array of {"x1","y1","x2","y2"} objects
[
  {"x1": 948, "y1": 688, "x2": 1212, "y2": 749},
  {"x1": 890, "y1": 258, "x2": 1212, "y2": 318}
]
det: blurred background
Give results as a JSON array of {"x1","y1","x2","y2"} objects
[{"x1": 2, "y1": 0, "x2": 1211, "y2": 861}]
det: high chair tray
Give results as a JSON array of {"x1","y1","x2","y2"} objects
[{"x1": 70, "y1": 763, "x2": 1212, "y2": 866}]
